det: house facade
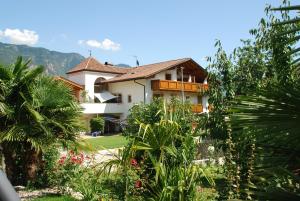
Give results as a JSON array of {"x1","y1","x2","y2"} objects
[{"x1": 64, "y1": 57, "x2": 208, "y2": 132}]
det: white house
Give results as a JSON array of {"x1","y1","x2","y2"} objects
[{"x1": 63, "y1": 57, "x2": 208, "y2": 132}]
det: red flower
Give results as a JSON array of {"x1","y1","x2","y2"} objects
[
  {"x1": 71, "y1": 156, "x2": 77, "y2": 163},
  {"x1": 58, "y1": 159, "x2": 65, "y2": 165},
  {"x1": 58, "y1": 155, "x2": 66, "y2": 165},
  {"x1": 134, "y1": 180, "x2": 142, "y2": 188},
  {"x1": 130, "y1": 159, "x2": 138, "y2": 166}
]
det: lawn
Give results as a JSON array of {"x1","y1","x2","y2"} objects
[
  {"x1": 84, "y1": 134, "x2": 128, "y2": 150},
  {"x1": 33, "y1": 195, "x2": 76, "y2": 201}
]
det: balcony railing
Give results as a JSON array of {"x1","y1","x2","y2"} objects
[
  {"x1": 151, "y1": 80, "x2": 208, "y2": 93},
  {"x1": 191, "y1": 104, "x2": 203, "y2": 113}
]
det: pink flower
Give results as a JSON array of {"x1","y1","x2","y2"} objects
[
  {"x1": 58, "y1": 159, "x2": 65, "y2": 165},
  {"x1": 130, "y1": 159, "x2": 138, "y2": 166}
]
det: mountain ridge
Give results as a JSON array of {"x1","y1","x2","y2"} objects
[{"x1": 0, "y1": 42, "x2": 131, "y2": 75}]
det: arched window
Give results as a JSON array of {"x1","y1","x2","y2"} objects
[{"x1": 94, "y1": 77, "x2": 108, "y2": 93}]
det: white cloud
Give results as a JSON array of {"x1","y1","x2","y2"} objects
[
  {"x1": 0, "y1": 28, "x2": 39, "y2": 45},
  {"x1": 78, "y1": 38, "x2": 121, "y2": 51},
  {"x1": 86, "y1": 40, "x2": 102, "y2": 48}
]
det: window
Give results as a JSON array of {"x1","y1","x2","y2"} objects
[
  {"x1": 128, "y1": 95, "x2": 132, "y2": 103},
  {"x1": 186, "y1": 96, "x2": 190, "y2": 101},
  {"x1": 111, "y1": 93, "x2": 122, "y2": 103},
  {"x1": 165, "y1": 73, "x2": 172, "y2": 80},
  {"x1": 117, "y1": 94, "x2": 122, "y2": 103}
]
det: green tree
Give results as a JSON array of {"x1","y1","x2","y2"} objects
[{"x1": 0, "y1": 57, "x2": 82, "y2": 185}]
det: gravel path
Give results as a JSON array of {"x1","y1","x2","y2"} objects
[{"x1": 17, "y1": 187, "x2": 59, "y2": 201}]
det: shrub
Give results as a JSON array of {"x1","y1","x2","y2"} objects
[
  {"x1": 104, "y1": 100, "x2": 212, "y2": 200},
  {"x1": 123, "y1": 98, "x2": 163, "y2": 137},
  {"x1": 90, "y1": 116, "x2": 104, "y2": 133},
  {"x1": 31, "y1": 146, "x2": 60, "y2": 188},
  {"x1": 52, "y1": 150, "x2": 126, "y2": 200}
]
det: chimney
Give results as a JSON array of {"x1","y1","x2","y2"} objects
[{"x1": 104, "y1": 62, "x2": 113, "y2": 66}]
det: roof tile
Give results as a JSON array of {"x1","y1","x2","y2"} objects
[{"x1": 67, "y1": 57, "x2": 130, "y2": 74}]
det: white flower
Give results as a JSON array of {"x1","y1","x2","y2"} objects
[
  {"x1": 209, "y1": 159, "x2": 216, "y2": 165},
  {"x1": 218, "y1": 157, "x2": 225, "y2": 166},
  {"x1": 207, "y1": 145, "x2": 215, "y2": 153}
]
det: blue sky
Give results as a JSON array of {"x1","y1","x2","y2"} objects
[{"x1": 0, "y1": 0, "x2": 291, "y2": 67}]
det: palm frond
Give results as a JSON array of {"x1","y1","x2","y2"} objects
[{"x1": 271, "y1": 5, "x2": 300, "y2": 11}]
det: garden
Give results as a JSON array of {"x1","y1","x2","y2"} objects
[{"x1": 0, "y1": 1, "x2": 300, "y2": 201}]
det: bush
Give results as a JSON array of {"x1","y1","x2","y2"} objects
[
  {"x1": 90, "y1": 116, "x2": 104, "y2": 133},
  {"x1": 52, "y1": 151, "x2": 125, "y2": 200},
  {"x1": 104, "y1": 100, "x2": 212, "y2": 200},
  {"x1": 33, "y1": 147, "x2": 60, "y2": 188},
  {"x1": 123, "y1": 98, "x2": 163, "y2": 137},
  {"x1": 123, "y1": 97, "x2": 197, "y2": 137}
]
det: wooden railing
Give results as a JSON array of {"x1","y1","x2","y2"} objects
[
  {"x1": 151, "y1": 80, "x2": 208, "y2": 93},
  {"x1": 191, "y1": 104, "x2": 203, "y2": 113}
]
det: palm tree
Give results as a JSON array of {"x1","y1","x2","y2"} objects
[
  {"x1": 0, "y1": 57, "x2": 82, "y2": 185},
  {"x1": 272, "y1": 5, "x2": 300, "y2": 69}
]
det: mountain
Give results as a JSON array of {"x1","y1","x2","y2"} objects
[
  {"x1": 116, "y1": 63, "x2": 131, "y2": 68},
  {"x1": 0, "y1": 42, "x2": 85, "y2": 75}
]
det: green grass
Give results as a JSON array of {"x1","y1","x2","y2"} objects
[
  {"x1": 33, "y1": 195, "x2": 76, "y2": 201},
  {"x1": 85, "y1": 135, "x2": 128, "y2": 150}
]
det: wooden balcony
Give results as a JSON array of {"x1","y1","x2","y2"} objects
[
  {"x1": 151, "y1": 80, "x2": 208, "y2": 93},
  {"x1": 191, "y1": 104, "x2": 203, "y2": 113}
]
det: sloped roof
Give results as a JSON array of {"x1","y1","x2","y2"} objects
[
  {"x1": 54, "y1": 76, "x2": 84, "y2": 89},
  {"x1": 66, "y1": 57, "x2": 130, "y2": 74},
  {"x1": 102, "y1": 58, "x2": 207, "y2": 83}
]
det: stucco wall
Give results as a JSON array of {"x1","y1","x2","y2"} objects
[
  {"x1": 109, "y1": 79, "x2": 148, "y2": 118},
  {"x1": 72, "y1": 68, "x2": 209, "y2": 118},
  {"x1": 84, "y1": 71, "x2": 119, "y2": 101},
  {"x1": 153, "y1": 68, "x2": 177, "y2": 81}
]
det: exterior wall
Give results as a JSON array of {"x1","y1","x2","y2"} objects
[
  {"x1": 145, "y1": 79, "x2": 153, "y2": 104},
  {"x1": 109, "y1": 79, "x2": 147, "y2": 119},
  {"x1": 71, "y1": 68, "x2": 209, "y2": 119},
  {"x1": 152, "y1": 91, "x2": 199, "y2": 104},
  {"x1": 153, "y1": 68, "x2": 177, "y2": 81},
  {"x1": 84, "y1": 71, "x2": 119, "y2": 101}
]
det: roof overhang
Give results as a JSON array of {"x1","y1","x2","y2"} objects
[
  {"x1": 54, "y1": 76, "x2": 84, "y2": 90},
  {"x1": 66, "y1": 69, "x2": 125, "y2": 75},
  {"x1": 102, "y1": 58, "x2": 207, "y2": 84}
]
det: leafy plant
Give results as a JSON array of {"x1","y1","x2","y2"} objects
[
  {"x1": 90, "y1": 116, "x2": 104, "y2": 133},
  {"x1": 102, "y1": 100, "x2": 212, "y2": 200},
  {"x1": 0, "y1": 57, "x2": 82, "y2": 186}
]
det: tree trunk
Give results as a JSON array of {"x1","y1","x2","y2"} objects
[
  {"x1": 23, "y1": 143, "x2": 43, "y2": 184},
  {"x1": 2, "y1": 142, "x2": 43, "y2": 186},
  {"x1": 1, "y1": 143, "x2": 20, "y2": 185}
]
